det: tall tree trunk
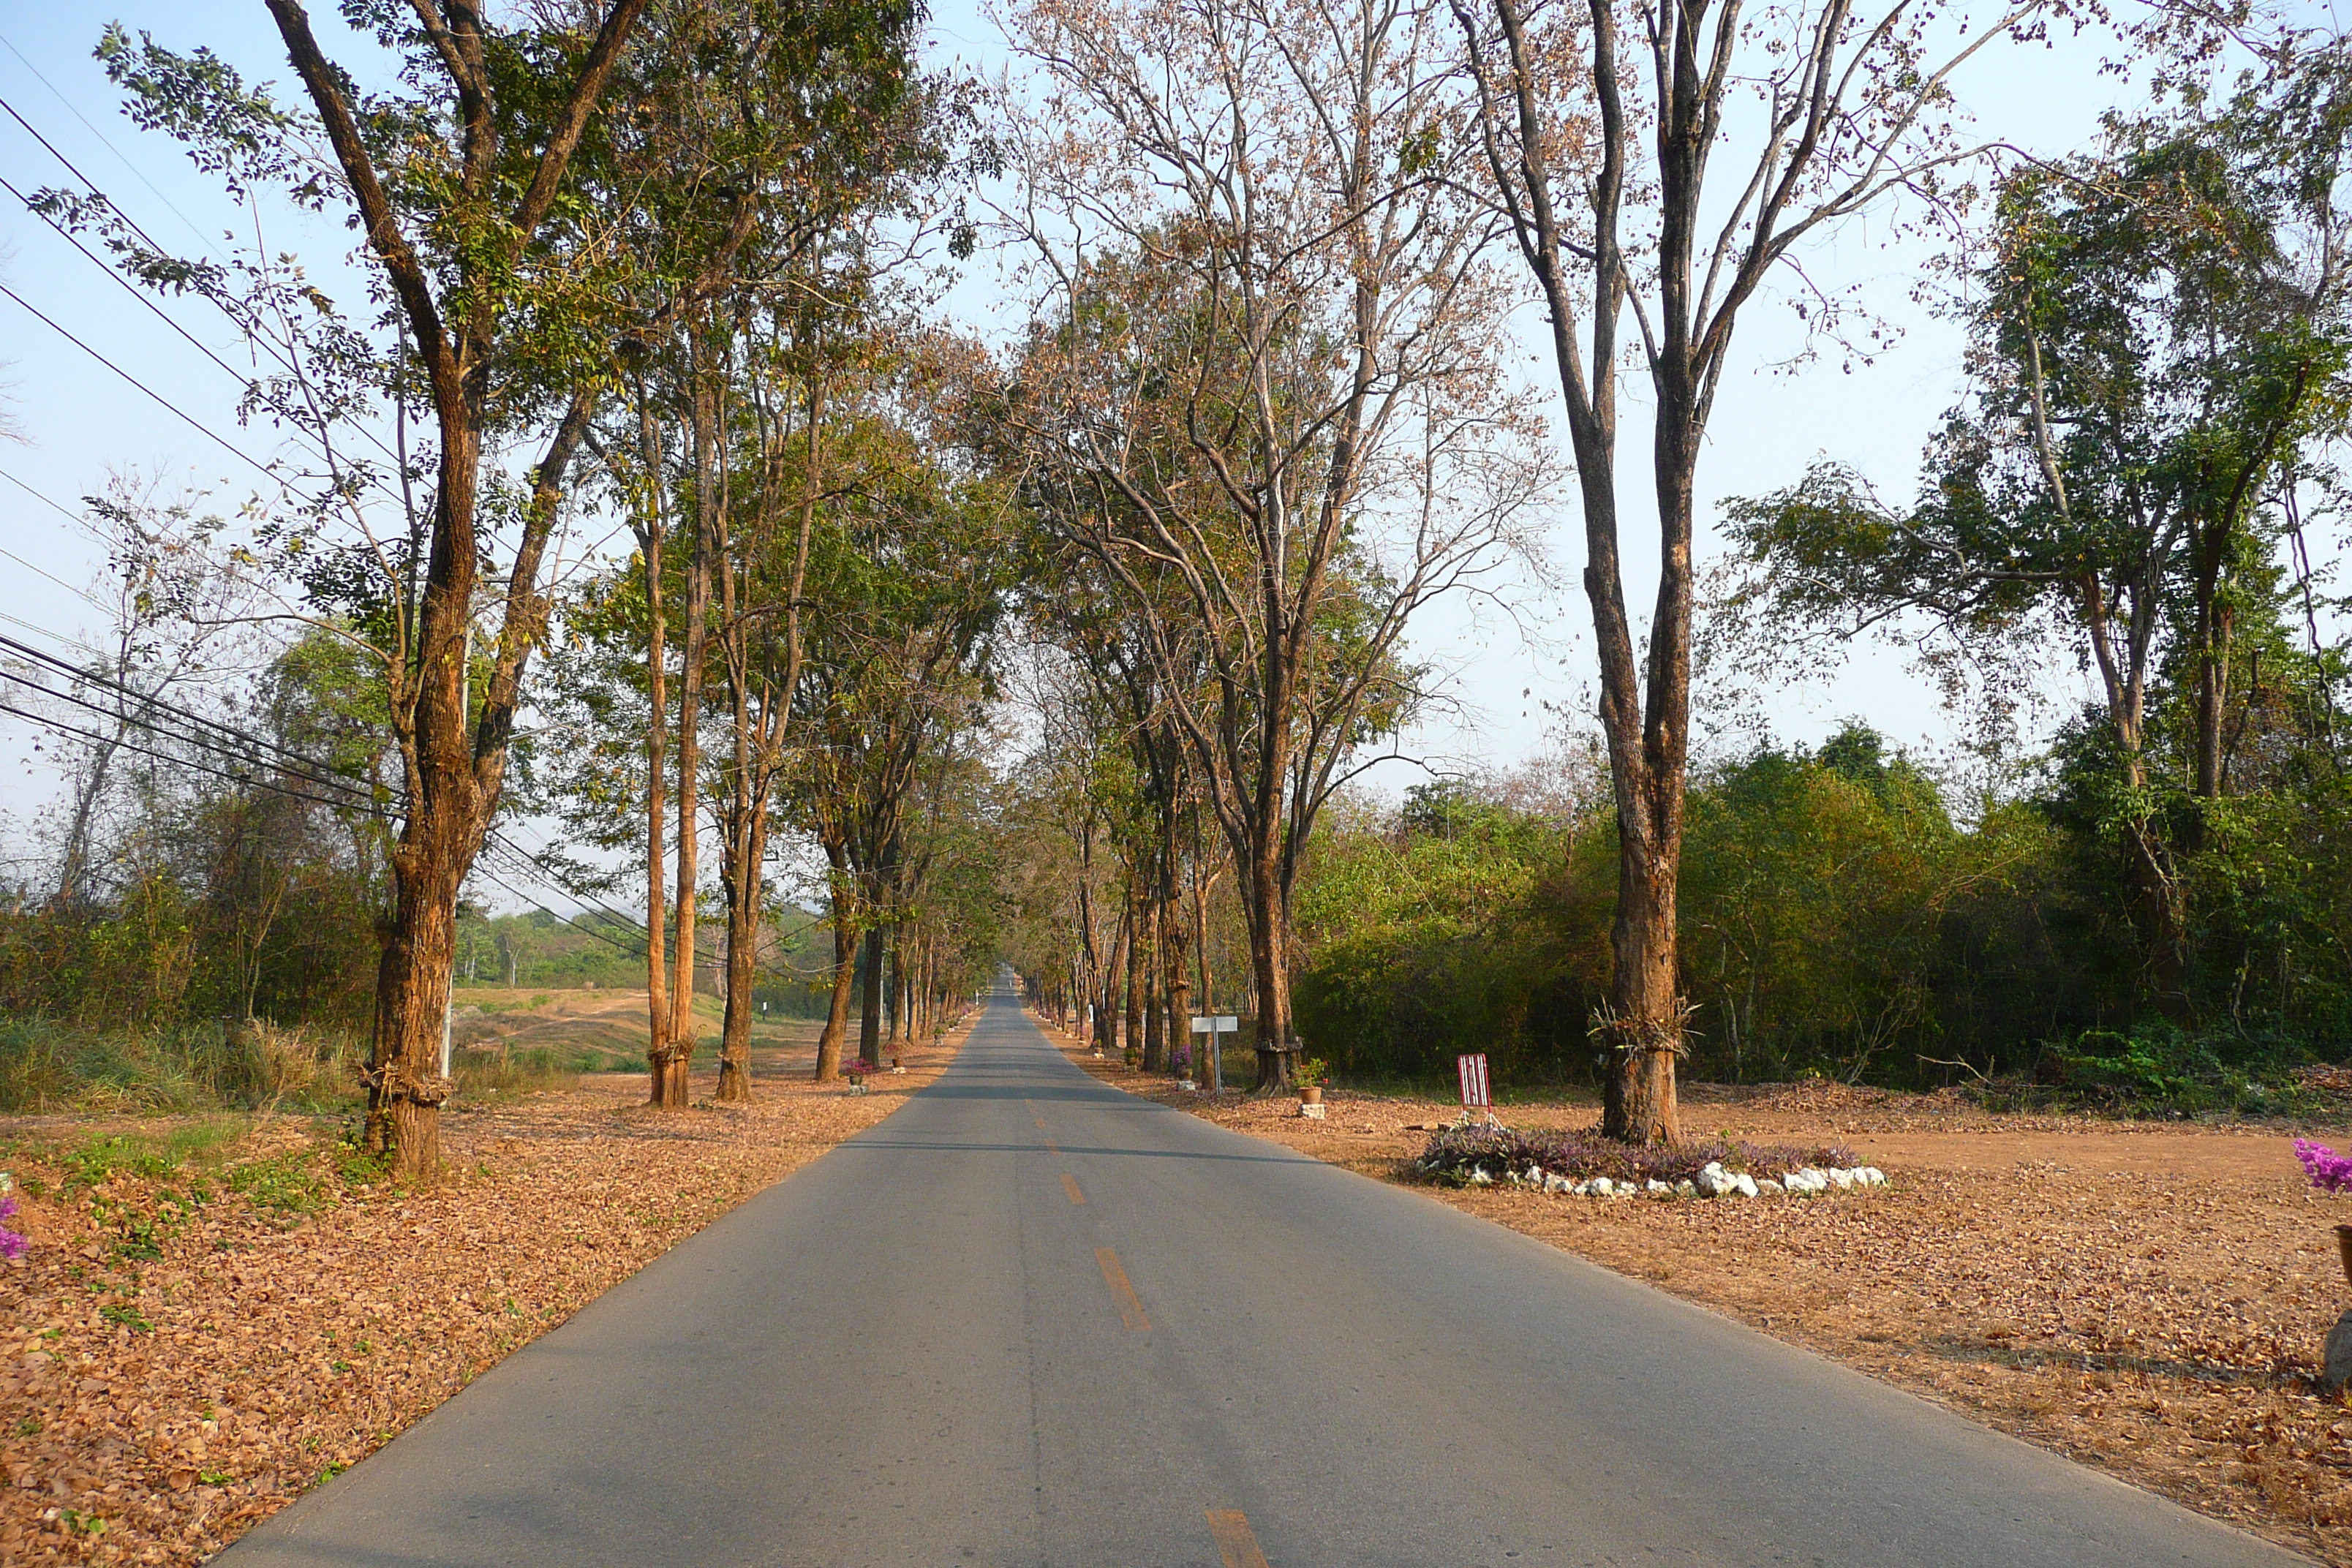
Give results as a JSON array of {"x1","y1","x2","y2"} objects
[
  {"x1": 1599, "y1": 816, "x2": 1683, "y2": 1143},
  {"x1": 1164, "y1": 891, "x2": 1191, "y2": 1078},
  {"x1": 367, "y1": 818, "x2": 465, "y2": 1176},
  {"x1": 1098, "y1": 910, "x2": 1127, "y2": 1052},
  {"x1": 268, "y1": 0, "x2": 633, "y2": 1181},
  {"x1": 2117, "y1": 734, "x2": 2192, "y2": 1018},
  {"x1": 814, "y1": 892, "x2": 853, "y2": 1082},
  {"x1": 363, "y1": 421, "x2": 486, "y2": 1173},
  {"x1": 716, "y1": 802, "x2": 767, "y2": 1102},
  {"x1": 1123, "y1": 888, "x2": 1143, "y2": 1061},
  {"x1": 892, "y1": 943, "x2": 911, "y2": 1045},
  {"x1": 858, "y1": 925, "x2": 886, "y2": 1068},
  {"x1": 1243, "y1": 814, "x2": 1293, "y2": 1093},
  {"x1": 2192, "y1": 549, "x2": 2234, "y2": 808},
  {"x1": 1141, "y1": 892, "x2": 1165, "y2": 1073},
  {"x1": 1191, "y1": 832, "x2": 1213, "y2": 1014},
  {"x1": 657, "y1": 358, "x2": 719, "y2": 1109},
  {"x1": 719, "y1": 369, "x2": 822, "y2": 1100},
  {"x1": 1074, "y1": 863, "x2": 1099, "y2": 1044},
  {"x1": 636, "y1": 391, "x2": 674, "y2": 1098},
  {"x1": 1592, "y1": 467, "x2": 1695, "y2": 1142}
]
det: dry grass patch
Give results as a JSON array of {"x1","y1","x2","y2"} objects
[
  {"x1": 0, "y1": 1017, "x2": 970, "y2": 1567},
  {"x1": 1041, "y1": 1017, "x2": 2352, "y2": 1565}
]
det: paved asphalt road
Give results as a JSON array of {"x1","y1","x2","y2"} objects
[{"x1": 225, "y1": 984, "x2": 2305, "y2": 1567}]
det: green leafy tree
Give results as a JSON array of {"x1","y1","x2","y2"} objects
[
  {"x1": 86, "y1": 1, "x2": 654, "y2": 1175},
  {"x1": 1727, "y1": 67, "x2": 2352, "y2": 1017}
]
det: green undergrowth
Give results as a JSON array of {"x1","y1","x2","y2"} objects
[
  {"x1": 1968, "y1": 1022, "x2": 2351, "y2": 1120},
  {"x1": 11, "y1": 1120, "x2": 394, "y2": 1265}
]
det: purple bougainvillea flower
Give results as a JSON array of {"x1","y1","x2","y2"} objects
[
  {"x1": 0, "y1": 1195, "x2": 24, "y2": 1262},
  {"x1": 2296, "y1": 1139, "x2": 2352, "y2": 1194}
]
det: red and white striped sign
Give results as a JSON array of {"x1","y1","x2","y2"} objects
[{"x1": 1458, "y1": 1052, "x2": 1490, "y2": 1107}]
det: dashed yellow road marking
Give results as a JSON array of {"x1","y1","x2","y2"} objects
[
  {"x1": 1024, "y1": 1098, "x2": 1058, "y2": 1152},
  {"x1": 1206, "y1": 1509, "x2": 1271, "y2": 1568},
  {"x1": 1061, "y1": 1174, "x2": 1085, "y2": 1205},
  {"x1": 1094, "y1": 1247, "x2": 1149, "y2": 1331}
]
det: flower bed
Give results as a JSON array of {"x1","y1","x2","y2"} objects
[{"x1": 1413, "y1": 1122, "x2": 1867, "y2": 1197}]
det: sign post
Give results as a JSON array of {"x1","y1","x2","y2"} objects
[
  {"x1": 1457, "y1": 1052, "x2": 1490, "y2": 1111},
  {"x1": 1191, "y1": 1014, "x2": 1239, "y2": 1092}
]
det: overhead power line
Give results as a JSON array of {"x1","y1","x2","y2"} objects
[
  {"x1": 0, "y1": 472, "x2": 113, "y2": 610},
  {"x1": 0, "y1": 695, "x2": 387, "y2": 817},
  {"x1": 0, "y1": 604, "x2": 811, "y2": 978},
  {"x1": 0, "y1": 101, "x2": 413, "y2": 485},
  {"x1": 0, "y1": 630, "x2": 388, "y2": 811},
  {"x1": 0, "y1": 277, "x2": 284, "y2": 486},
  {"x1": 0, "y1": 37, "x2": 222, "y2": 263}
]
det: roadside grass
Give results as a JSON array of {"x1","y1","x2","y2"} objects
[
  {"x1": 0, "y1": 1015, "x2": 363, "y2": 1116},
  {"x1": 453, "y1": 1045, "x2": 580, "y2": 1098}
]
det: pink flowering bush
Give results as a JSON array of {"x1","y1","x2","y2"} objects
[
  {"x1": 2294, "y1": 1139, "x2": 2352, "y2": 1194},
  {"x1": 0, "y1": 1195, "x2": 26, "y2": 1261}
]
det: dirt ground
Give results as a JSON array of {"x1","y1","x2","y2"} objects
[
  {"x1": 0, "y1": 1008, "x2": 970, "y2": 1567},
  {"x1": 1045, "y1": 1022, "x2": 2352, "y2": 1566}
]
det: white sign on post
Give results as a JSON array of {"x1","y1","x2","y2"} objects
[
  {"x1": 1190, "y1": 1014, "x2": 1239, "y2": 1092},
  {"x1": 1458, "y1": 1052, "x2": 1491, "y2": 1108}
]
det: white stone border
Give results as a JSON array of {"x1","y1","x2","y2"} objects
[{"x1": 1460, "y1": 1159, "x2": 1887, "y2": 1198}]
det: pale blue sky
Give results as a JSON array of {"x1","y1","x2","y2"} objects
[{"x1": 0, "y1": 2, "x2": 2307, "y2": 872}]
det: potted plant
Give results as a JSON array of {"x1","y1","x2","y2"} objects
[
  {"x1": 1294, "y1": 1057, "x2": 1330, "y2": 1107},
  {"x1": 842, "y1": 1059, "x2": 879, "y2": 1096}
]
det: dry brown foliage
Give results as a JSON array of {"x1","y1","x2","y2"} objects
[
  {"x1": 1049, "y1": 1022, "x2": 2352, "y2": 1564},
  {"x1": 0, "y1": 1015, "x2": 969, "y2": 1566}
]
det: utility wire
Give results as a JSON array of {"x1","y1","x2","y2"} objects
[
  {"x1": 0, "y1": 472, "x2": 114, "y2": 611},
  {"x1": 0, "y1": 170, "x2": 264, "y2": 395},
  {"x1": 0, "y1": 695, "x2": 388, "y2": 816},
  {"x1": 0, "y1": 38, "x2": 222, "y2": 263},
  {"x1": 3, "y1": 602, "x2": 806, "y2": 976},
  {"x1": 0, "y1": 120, "x2": 414, "y2": 486},
  {"x1": 0, "y1": 278, "x2": 284, "y2": 486},
  {"x1": 0, "y1": 630, "x2": 388, "y2": 810},
  {"x1": 464, "y1": 857, "x2": 649, "y2": 959},
  {"x1": 1, "y1": 636, "x2": 718, "y2": 961},
  {"x1": 0, "y1": 666, "x2": 382, "y2": 821}
]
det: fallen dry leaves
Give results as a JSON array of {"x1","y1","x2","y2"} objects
[
  {"x1": 1048, "y1": 1021, "x2": 2352, "y2": 1565},
  {"x1": 0, "y1": 1018, "x2": 968, "y2": 1567}
]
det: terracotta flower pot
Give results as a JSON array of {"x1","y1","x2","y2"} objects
[
  {"x1": 1300, "y1": 1085, "x2": 1324, "y2": 1107},
  {"x1": 2336, "y1": 1224, "x2": 2352, "y2": 1288}
]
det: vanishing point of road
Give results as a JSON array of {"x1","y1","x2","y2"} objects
[{"x1": 225, "y1": 984, "x2": 2303, "y2": 1567}]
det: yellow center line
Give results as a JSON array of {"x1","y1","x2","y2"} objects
[
  {"x1": 1206, "y1": 1509, "x2": 1272, "y2": 1568},
  {"x1": 1024, "y1": 1098, "x2": 1059, "y2": 1152},
  {"x1": 1094, "y1": 1247, "x2": 1150, "y2": 1331},
  {"x1": 1061, "y1": 1174, "x2": 1085, "y2": 1205}
]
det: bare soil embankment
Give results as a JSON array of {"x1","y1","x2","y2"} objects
[
  {"x1": 1046, "y1": 1018, "x2": 2352, "y2": 1565},
  {"x1": 0, "y1": 1006, "x2": 966, "y2": 1567}
]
